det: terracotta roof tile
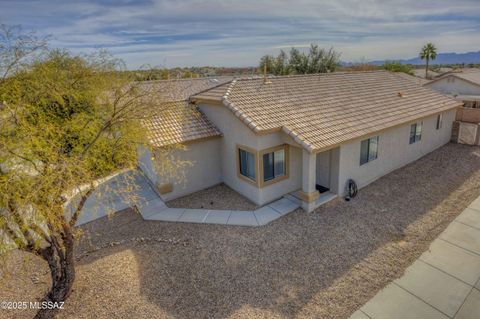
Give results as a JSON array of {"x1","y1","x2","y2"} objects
[
  {"x1": 445, "y1": 69, "x2": 480, "y2": 86},
  {"x1": 192, "y1": 71, "x2": 461, "y2": 152},
  {"x1": 139, "y1": 77, "x2": 232, "y2": 147},
  {"x1": 142, "y1": 101, "x2": 221, "y2": 147},
  {"x1": 139, "y1": 76, "x2": 233, "y2": 101}
]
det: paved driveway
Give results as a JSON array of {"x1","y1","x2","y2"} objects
[{"x1": 351, "y1": 196, "x2": 480, "y2": 319}]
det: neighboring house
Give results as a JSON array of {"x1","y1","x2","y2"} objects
[
  {"x1": 424, "y1": 69, "x2": 480, "y2": 108},
  {"x1": 394, "y1": 72, "x2": 430, "y2": 85},
  {"x1": 413, "y1": 67, "x2": 455, "y2": 80},
  {"x1": 139, "y1": 71, "x2": 460, "y2": 212},
  {"x1": 414, "y1": 68, "x2": 439, "y2": 79},
  {"x1": 424, "y1": 69, "x2": 480, "y2": 145}
]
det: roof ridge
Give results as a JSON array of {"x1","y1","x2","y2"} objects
[
  {"x1": 222, "y1": 79, "x2": 237, "y2": 98},
  {"x1": 281, "y1": 126, "x2": 315, "y2": 153},
  {"x1": 188, "y1": 79, "x2": 235, "y2": 101},
  {"x1": 233, "y1": 70, "x2": 388, "y2": 82},
  {"x1": 221, "y1": 79, "x2": 264, "y2": 133},
  {"x1": 425, "y1": 71, "x2": 480, "y2": 88},
  {"x1": 140, "y1": 76, "x2": 234, "y2": 84}
]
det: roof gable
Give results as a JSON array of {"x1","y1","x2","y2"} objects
[
  {"x1": 140, "y1": 77, "x2": 232, "y2": 147},
  {"x1": 142, "y1": 101, "x2": 221, "y2": 147},
  {"x1": 425, "y1": 69, "x2": 480, "y2": 88}
]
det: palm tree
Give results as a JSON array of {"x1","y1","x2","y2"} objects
[{"x1": 419, "y1": 43, "x2": 437, "y2": 78}]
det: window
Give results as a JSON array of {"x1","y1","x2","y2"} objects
[
  {"x1": 360, "y1": 136, "x2": 379, "y2": 165},
  {"x1": 239, "y1": 148, "x2": 256, "y2": 181},
  {"x1": 409, "y1": 122, "x2": 423, "y2": 144},
  {"x1": 238, "y1": 144, "x2": 289, "y2": 187},
  {"x1": 436, "y1": 113, "x2": 443, "y2": 130},
  {"x1": 263, "y1": 148, "x2": 285, "y2": 182}
]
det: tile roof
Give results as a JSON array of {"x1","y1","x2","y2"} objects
[
  {"x1": 426, "y1": 69, "x2": 480, "y2": 87},
  {"x1": 142, "y1": 101, "x2": 221, "y2": 147},
  {"x1": 192, "y1": 71, "x2": 461, "y2": 152},
  {"x1": 138, "y1": 76, "x2": 233, "y2": 101},
  {"x1": 394, "y1": 72, "x2": 430, "y2": 85},
  {"x1": 139, "y1": 77, "x2": 231, "y2": 147},
  {"x1": 413, "y1": 69, "x2": 439, "y2": 79},
  {"x1": 190, "y1": 81, "x2": 232, "y2": 102},
  {"x1": 447, "y1": 69, "x2": 480, "y2": 86}
]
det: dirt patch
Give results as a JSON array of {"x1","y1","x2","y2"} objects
[
  {"x1": 166, "y1": 183, "x2": 257, "y2": 210},
  {"x1": 1, "y1": 144, "x2": 480, "y2": 319}
]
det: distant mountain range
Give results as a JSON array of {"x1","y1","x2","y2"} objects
[{"x1": 365, "y1": 51, "x2": 480, "y2": 66}]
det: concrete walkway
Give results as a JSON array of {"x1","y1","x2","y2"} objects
[
  {"x1": 350, "y1": 196, "x2": 480, "y2": 319},
  {"x1": 73, "y1": 170, "x2": 301, "y2": 227},
  {"x1": 138, "y1": 194, "x2": 300, "y2": 226}
]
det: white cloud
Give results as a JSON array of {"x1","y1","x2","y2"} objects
[{"x1": 1, "y1": 0, "x2": 479, "y2": 67}]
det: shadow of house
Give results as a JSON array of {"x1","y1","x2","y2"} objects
[{"x1": 74, "y1": 144, "x2": 480, "y2": 319}]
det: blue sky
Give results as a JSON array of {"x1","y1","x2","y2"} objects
[{"x1": 1, "y1": 0, "x2": 480, "y2": 68}]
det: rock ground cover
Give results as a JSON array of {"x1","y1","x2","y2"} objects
[{"x1": 1, "y1": 143, "x2": 480, "y2": 319}]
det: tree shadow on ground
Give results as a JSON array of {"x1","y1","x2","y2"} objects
[{"x1": 70, "y1": 144, "x2": 480, "y2": 319}]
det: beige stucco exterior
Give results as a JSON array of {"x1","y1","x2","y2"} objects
[
  {"x1": 336, "y1": 109, "x2": 455, "y2": 195},
  {"x1": 198, "y1": 103, "x2": 302, "y2": 206},
  {"x1": 139, "y1": 102, "x2": 456, "y2": 211},
  {"x1": 138, "y1": 138, "x2": 222, "y2": 201}
]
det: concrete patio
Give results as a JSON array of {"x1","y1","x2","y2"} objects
[{"x1": 350, "y1": 196, "x2": 480, "y2": 319}]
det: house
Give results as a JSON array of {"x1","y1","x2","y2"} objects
[
  {"x1": 393, "y1": 72, "x2": 430, "y2": 86},
  {"x1": 137, "y1": 77, "x2": 231, "y2": 198},
  {"x1": 139, "y1": 71, "x2": 461, "y2": 212},
  {"x1": 414, "y1": 68, "x2": 439, "y2": 80},
  {"x1": 424, "y1": 69, "x2": 480, "y2": 108},
  {"x1": 423, "y1": 69, "x2": 480, "y2": 145}
]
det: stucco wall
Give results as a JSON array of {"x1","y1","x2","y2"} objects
[
  {"x1": 336, "y1": 109, "x2": 455, "y2": 195},
  {"x1": 138, "y1": 138, "x2": 222, "y2": 201},
  {"x1": 198, "y1": 103, "x2": 302, "y2": 205},
  {"x1": 426, "y1": 76, "x2": 480, "y2": 96}
]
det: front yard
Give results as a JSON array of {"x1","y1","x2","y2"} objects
[{"x1": 1, "y1": 143, "x2": 480, "y2": 319}]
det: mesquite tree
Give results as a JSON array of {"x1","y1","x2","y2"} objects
[{"x1": 0, "y1": 26, "x2": 165, "y2": 319}]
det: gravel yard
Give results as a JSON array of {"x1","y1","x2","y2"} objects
[
  {"x1": 167, "y1": 183, "x2": 257, "y2": 210},
  {"x1": 1, "y1": 143, "x2": 480, "y2": 319}
]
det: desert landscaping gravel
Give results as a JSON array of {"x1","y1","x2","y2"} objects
[
  {"x1": 166, "y1": 183, "x2": 257, "y2": 210},
  {"x1": 1, "y1": 143, "x2": 480, "y2": 319}
]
